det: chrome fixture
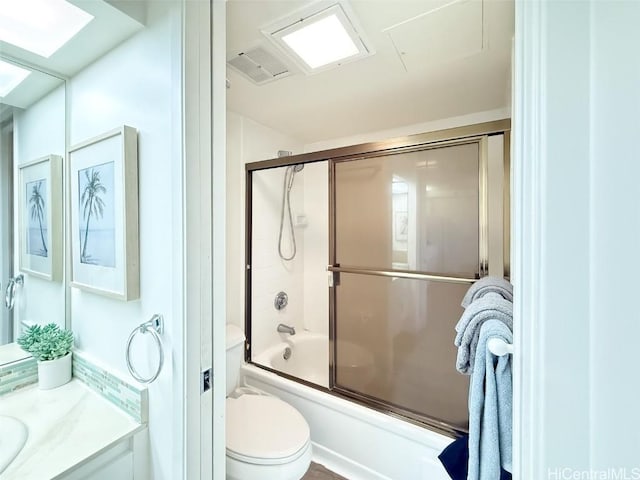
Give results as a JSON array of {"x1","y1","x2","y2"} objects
[
  {"x1": 283, "y1": 347, "x2": 292, "y2": 360},
  {"x1": 278, "y1": 162, "x2": 304, "y2": 261},
  {"x1": 274, "y1": 291, "x2": 288, "y2": 310},
  {"x1": 126, "y1": 314, "x2": 165, "y2": 384},
  {"x1": 277, "y1": 323, "x2": 295, "y2": 335},
  {"x1": 5, "y1": 274, "x2": 24, "y2": 310}
]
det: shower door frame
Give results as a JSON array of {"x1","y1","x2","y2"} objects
[{"x1": 244, "y1": 119, "x2": 511, "y2": 436}]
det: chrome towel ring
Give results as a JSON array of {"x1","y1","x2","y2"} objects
[{"x1": 126, "y1": 314, "x2": 164, "y2": 384}]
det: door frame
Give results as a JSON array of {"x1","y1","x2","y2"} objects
[
  {"x1": 181, "y1": 0, "x2": 226, "y2": 478},
  {"x1": 0, "y1": 120, "x2": 14, "y2": 344},
  {"x1": 193, "y1": 0, "x2": 554, "y2": 477}
]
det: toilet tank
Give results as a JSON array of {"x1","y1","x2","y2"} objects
[{"x1": 226, "y1": 324, "x2": 245, "y2": 396}]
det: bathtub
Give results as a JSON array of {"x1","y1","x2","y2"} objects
[
  {"x1": 243, "y1": 332, "x2": 452, "y2": 480},
  {"x1": 253, "y1": 332, "x2": 379, "y2": 392},
  {"x1": 254, "y1": 332, "x2": 329, "y2": 387}
]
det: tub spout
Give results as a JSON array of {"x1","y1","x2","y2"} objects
[{"x1": 277, "y1": 323, "x2": 296, "y2": 335}]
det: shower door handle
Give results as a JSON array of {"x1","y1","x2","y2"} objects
[{"x1": 327, "y1": 266, "x2": 340, "y2": 287}]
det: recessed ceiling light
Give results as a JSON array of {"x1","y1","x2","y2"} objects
[
  {"x1": 0, "y1": 0, "x2": 94, "y2": 58},
  {"x1": 0, "y1": 60, "x2": 31, "y2": 97},
  {"x1": 281, "y1": 14, "x2": 359, "y2": 69},
  {"x1": 263, "y1": 2, "x2": 373, "y2": 74}
]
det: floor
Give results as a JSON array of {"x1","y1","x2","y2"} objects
[{"x1": 302, "y1": 462, "x2": 349, "y2": 480}]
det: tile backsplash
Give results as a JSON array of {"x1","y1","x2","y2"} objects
[
  {"x1": 0, "y1": 357, "x2": 38, "y2": 396},
  {"x1": 72, "y1": 351, "x2": 148, "y2": 423},
  {"x1": 0, "y1": 350, "x2": 148, "y2": 424}
]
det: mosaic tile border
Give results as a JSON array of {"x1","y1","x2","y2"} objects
[
  {"x1": 72, "y1": 351, "x2": 148, "y2": 424},
  {"x1": 0, "y1": 357, "x2": 38, "y2": 396}
]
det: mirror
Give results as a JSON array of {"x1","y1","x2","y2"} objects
[
  {"x1": 0, "y1": 0, "x2": 144, "y2": 367},
  {"x1": 0, "y1": 58, "x2": 66, "y2": 364}
]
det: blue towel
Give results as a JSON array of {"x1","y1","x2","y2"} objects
[
  {"x1": 439, "y1": 435, "x2": 469, "y2": 480},
  {"x1": 438, "y1": 435, "x2": 512, "y2": 480},
  {"x1": 467, "y1": 320, "x2": 513, "y2": 480},
  {"x1": 454, "y1": 293, "x2": 513, "y2": 374},
  {"x1": 461, "y1": 276, "x2": 513, "y2": 308}
]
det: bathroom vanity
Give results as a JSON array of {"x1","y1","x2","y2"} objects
[{"x1": 0, "y1": 379, "x2": 147, "y2": 479}]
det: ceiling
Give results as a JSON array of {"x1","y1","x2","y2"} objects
[
  {"x1": 226, "y1": 0, "x2": 514, "y2": 144},
  {"x1": 0, "y1": 0, "x2": 143, "y2": 109}
]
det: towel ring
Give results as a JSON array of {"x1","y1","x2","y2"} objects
[
  {"x1": 5, "y1": 274, "x2": 24, "y2": 310},
  {"x1": 126, "y1": 314, "x2": 164, "y2": 384}
]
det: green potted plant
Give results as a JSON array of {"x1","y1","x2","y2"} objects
[{"x1": 17, "y1": 323, "x2": 74, "y2": 390}]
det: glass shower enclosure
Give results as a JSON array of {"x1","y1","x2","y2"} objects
[{"x1": 245, "y1": 120, "x2": 510, "y2": 436}]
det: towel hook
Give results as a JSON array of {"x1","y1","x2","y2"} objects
[
  {"x1": 487, "y1": 338, "x2": 514, "y2": 357},
  {"x1": 126, "y1": 314, "x2": 164, "y2": 384}
]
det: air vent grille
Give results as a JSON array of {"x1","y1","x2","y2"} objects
[{"x1": 227, "y1": 46, "x2": 292, "y2": 85}]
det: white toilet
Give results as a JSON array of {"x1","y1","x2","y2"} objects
[{"x1": 226, "y1": 324, "x2": 312, "y2": 480}]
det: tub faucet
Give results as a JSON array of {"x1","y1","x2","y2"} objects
[{"x1": 277, "y1": 323, "x2": 296, "y2": 335}]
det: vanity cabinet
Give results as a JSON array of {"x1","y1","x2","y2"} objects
[{"x1": 56, "y1": 429, "x2": 148, "y2": 480}]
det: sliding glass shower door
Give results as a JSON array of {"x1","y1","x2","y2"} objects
[
  {"x1": 330, "y1": 140, "x2": 485, "y2": 433},
  {"x1": 245, "y1": 122, "x2": 510, "y2": 436}
]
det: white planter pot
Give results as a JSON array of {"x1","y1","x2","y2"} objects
[{"x1": 38, "y1": 352, "x2": 72, "y2": 390}]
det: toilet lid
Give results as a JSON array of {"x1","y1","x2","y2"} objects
[{"x1": 226, "y1": 395, "x2": 310, "y2": 461}]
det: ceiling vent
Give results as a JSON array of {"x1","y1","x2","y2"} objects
[{"x1": 227, "y1": 45, "x2": 292, "y2": 85}]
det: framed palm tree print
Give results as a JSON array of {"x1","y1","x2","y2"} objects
[
  {"x1": 18, "y1": 155, "x2": 63, "y2": 281},
  {"x1": 68, "y1": 126, "x2": 139, "y2": 300}
]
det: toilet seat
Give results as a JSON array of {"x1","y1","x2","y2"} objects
[{"x1": 226, "y1": 395, "x2": 310, "y2": 465}]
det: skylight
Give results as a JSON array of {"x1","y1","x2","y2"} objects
[
  {"x1": 263, "y1": 2, "x2": 373, "y2": 74},
  {"x1": 0, "y1": 60, "x2": 31, "y2": 97},
  {"x1": 0, "y1": 0, "x2": 94, "y2": 58}
]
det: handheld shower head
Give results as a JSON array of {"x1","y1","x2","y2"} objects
[
  {"x1": 285, "y1": 164, "x2": 304, "y2": 191},
  {"x1": 279, "y1": 163, "x2": 304, "y2": 261}
]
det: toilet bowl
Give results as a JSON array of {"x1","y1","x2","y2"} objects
[
  {"x1": 226, "y1": 324, "x2": 312, "y2": 480},
  {"x1": 226, "y1": 394, "x2": 312, "y2": 480}
]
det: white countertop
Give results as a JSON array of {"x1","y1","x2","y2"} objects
[{"x1": 0, "y1": 379, "x2": 145, "y2": 480}]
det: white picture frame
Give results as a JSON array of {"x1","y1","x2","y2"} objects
[
  {"x1": 68, "y1": 126, "x2": 139, "y2": 301},
  {"x1": 18, "y1": 155, "x2": 63, "y2": 281}
]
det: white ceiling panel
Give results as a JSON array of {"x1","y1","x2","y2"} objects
[
  {"x1": 386, "y1": 0, "x2": 484, "y2": 72},
  {"x1": 227, "y1": 0, "x2": 514, "y2": 144}
]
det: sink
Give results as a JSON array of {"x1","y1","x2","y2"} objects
[{"x1": 0, "y1": 416, "x2": 28, "y2": 474}]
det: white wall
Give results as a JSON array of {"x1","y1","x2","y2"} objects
[
  {"x1": 227, "y1": 112, "x2": 332, "y2": 356},
  {"x1": 226, "y1": 111, "x2": 304, "y2": 340},
  {"x1": 304, "y1": 107, "x2": 510, "y2": 152},
  {"x1": 67, "y1": 3, "x2": 182, "y2": 478},
  {"x1": 514, "y1": 1, "x2": 640, "y2": 476},
  {"x1": 250, "y1": 165, "x2": 305, "y2": 355},
  {"x1": 13, "y1": 86, "x2": 66, "y2": 331},
  {"x1": 589, "y1": 2, "x2": 640, "y2": 469}
]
